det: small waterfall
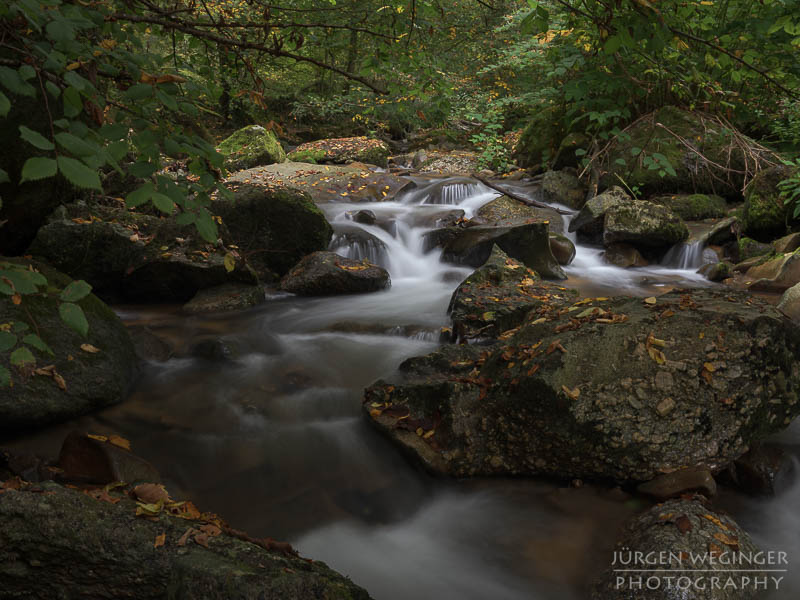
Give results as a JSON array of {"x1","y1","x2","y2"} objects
[
  {"x1": 430, "y1": 182, "x2": 484, "y2": 205},
  {"x1": 329, "y1": 233, "x2": 388, "y2": 268},
  {"x1": 661, "y1": 241, "x2": 717, "y2": 270}
]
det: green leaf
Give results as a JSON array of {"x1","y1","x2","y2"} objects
[
  {"x1": 126, "y1": 182, "x2": 154, "y2": 208},
  {"x1": 604, "y1": 35, "x2": 622, "y2": 55},
  {"x1": 20, "y1": 157, "x2": 57, "y2": 183},
  {"x1": 59, "y1": 302, "x2": 89, "y2": 337},
  {"x1": 151, "y1": 192, "x2": 175, "y2": 214},
  {"x1": 10, "y1": 346, "x2": 35, "y2": 366},
  {"x1": 0, "y1": 167, "x2": 8, "y2": 184},
  {"x1": 0, "y1": 90, "x2": 10, "y2": 117},
  {"x1": 194, "y1": 209, "x2": 218, "y2": 243},
  {"x1": 0, "y1": 66, "x2": 36, "y2": 97},
  {"x1": 124, "y1": 84, "x2": 153, "y2": 102},
  {"x1": 12, "y1": 321, "x2": 30, "y2": 333},
  {"x1": 0, "y1": 365, "x2": 10, "y2": 387},
  {"x1": 22, "y1": 333, "x2": 53, "y2": 355},
  {"x1": 0, "y1": 331, "x2": 17, "y2": 352},
  {"x1": 60, "y1": 280, "x2": 92, "y2": 302},
  {"x1": 57, "y1": 156, "x2": 102, "y2": 190},
  {"x1": 19, "y1": 125, "x2": 55, "y2": 150},
  {"x1": 55, "y1": 132, "x2": 98, "y2": 157},
  {"x1": 63, "y1": 86, "x2": 83, "y2": 118},
  {"x1": 46, "y1": 18, "x2": 75, "y2": 42}
]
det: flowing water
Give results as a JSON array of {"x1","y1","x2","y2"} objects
[{"x1": 7, "y1": 176, "x2": 798, "y2": 598}]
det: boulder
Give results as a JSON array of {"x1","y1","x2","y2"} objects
[
  {"x1": 57, "y1": 431, "x2": 160, "y2": 484},
  {"x1": 777, "y1": 281, "x2": 800, "y2": 321},
  {"x1": 418, "y1": 150, "x2": 480, "y2": 175},
  {"x1": 742, "y1": 164, "x2": 798, "y2": 240},
  {"x1": 699, "y1": 262, "x2": 732, "y2": 283},
  {"x1": 648, "y1": 193, "x2": 727, "y2": 221},
  {"x1": 513, "y1": 106, "x2": 568, "y2": 168},
  {"x1": 699, "y1": 216, "x2": 739, "y2": 246},
  {"x1": 352, "y1": 209, "x2": 377, "y2": 225},
  {"x1": 603, "y1": 201, "x2": 689, "y2": 249},
  {"x1": 552, "y1": 132, "x2": 591, "y2": 171},
  {"x1": 280, "y1": 252, "x2": 390, "y2": 296},
  {"x1": 288, "y1": 137, "x2": 390, "y2": 168},
  {"x1": 734, "y1": 237, "x2": 772, "y2": 263},
  {"x1": 745, "y1": 250, "x2": 800, "y2": 292},
  {"x1": 592, "y1": 498, "x2": 764, "y2": 600},
  {"x1": 364, "y1": 289, "x2": 800, "y2": 481},
  {"x1": 0, "y1": 259, "x2": 137, "y2": 432},
  {"x1": 600, "y1": 106, "x2": 770, "y2": 199},
  {"x1": 0, "y1": 481, "x2": 371, "y2": 600},
  {"x1": 474, "y1": 194, "x2": 564, "y2": 233},
  {"x1": 636, "y1": 466, "x2": 717, "y2": 500},
  {"x1": 447, "y1": 246, "x2": 575, "y2": 341},
  {"x1": 217, "y1": 125, "x2": 286, "y2": 171},
  {"x1": 227, "y1": 162, "x2": 411, "y2": 204},
  {"x1": 183, "y1": 283, "x2": 265, "y2": 314},
  {"x1": 568, "y1": 186, "x2": 631, "y2": 242},
  {"x1": 721, "y1": 443, "x2": 794, "y2": 496},
  {"x1": 27, "y1": 202, "x2": 257, "y2": 303},
  {"x1": 604, "y1": 243, "x2": 649, "y2": 268},
  {"x1": 773, "y1": 232, "x2": 800, "y2": 254},
  {"x1": 541, "y1": 170, "x2": 586, "y2": 210},
  {"x1": 549, "y1": 233, "x2": 576, "y2": 266},
  {"x1": 424, "y1": 221, "x2": 567, "y2": 280}
]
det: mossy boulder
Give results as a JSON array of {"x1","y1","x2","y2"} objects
[
  {"x1": 592, "y1": 498, "x2": 763, "y2": 600},
  {"x1": 474, "y1": 194, "x2": 565, "y2": 233},
  {"x1": 513, "y1": 105, "x2": 567, "y2": 169},
  {"x1": 0, "y1": 258, "x2": 137, "y2": 432},
  {"x1": 0, "y1": 481, "x2": 372, "y2": 599},
  {"x1": 603, "y1": 201, "x2": 690, "y2": 249},
  {"x1": 568, "y1": 186, "x2": 631, "y2": 243},
  {"x1": 648, "y1": 193, "x2": 727, "y2": 221},
  {"x1": 540, "y1": 169, "x2": 586, "y2": 210},
  {"x1": 288, "y1": 137, "x2": 390, "y2": 168},
  {"x1": 601, "y1": 107, "x2": 766, "y2": 199},
  {"x1": 736, "y1": 237, "x2": 772, "y2": 262},
  {"x1": 215, "y1": 184, "x2": 333, "y2": 276},
  {"x1": 364, "y1": 288, "x2": 800, "y2": 481},
  {"x1": 279, "y1": 251, "x2": 390, "y2": 296},
  {"x1": 217, "y1": 125, "x2": 286, "y2": 172},
  {"x1": 742, "y1": 164, "x2": 799, "y2": 240}
]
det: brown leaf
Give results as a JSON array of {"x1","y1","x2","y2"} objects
[
  {"x1": 84, "y1": 488, "x2": 121, "y2": 505},
  {"x1": 154, "y1": 532, "x2": 166, "y2": 548},
  {"x1": 676, "y1": 515, "x2": 692, "y2": 533},
  {"x1": 194, "y1": 533, "x2": 210, "y2": 548},
  {"x1": 53, "y1": 372, "x2": 67, "y2": 391},
  {"x1": 177, "y1": 528, "x2": 195, "y2": 546},
  {"x1": 80, "y1": 344, "x2": 101, "y2": 353},
  {"x1": 199, "y1": 524, "x2": 222, "y2": 537},
  {"x1": 108, "y1": 435, "x2": 131, "y2": 450},
  {"x1": 12, "y1": 293, "x2": 22, "y2": 305},
  {"x1": 713, "y1": 532, "x2": 740, "y2": 549},
  {"x1": 133, "y1": 483, "x2": 169, "y2": 504},
  {"x1": 561, "y1": 385, "x2": 580, "y2": 400}
]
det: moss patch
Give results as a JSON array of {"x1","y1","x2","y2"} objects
[{"x1": 217, "y1": 125, "x2": 286, "y2": 172}]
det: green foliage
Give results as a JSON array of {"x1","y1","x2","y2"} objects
[
  {"x1": 778, "y1": 158, "x2": 800, "y2": 219},
  {"x1": 0, "y1": 261, "x2": 91, "y2": 386},
  {"x1": 467, "y1": 107, "x2": 512, "y2": 172}
]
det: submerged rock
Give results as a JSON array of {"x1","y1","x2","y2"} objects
[
  {"x1": 592, "y1": 498, "x2": 764, "y2": 600},
  {"x1": 364, "y1": 289, "x2": 800, "y2": 482},
  {"x1": 604, "y1": 243, "x2": 649, "y2": 268},
  {"x1": 217, "y1": 124, "x2": 286, "y2": 171},
  {"x1": 280, "y1": 251, "x2": 390, "y2": 296},
  {"x1": 0, "y1": 259, "x2": 137, "y2": 432},
  {"x1": 424, "y1": 221, "x2": 567, "y2": 280},
  {"x1": 0, "y1": 480, "x2": 372, "y2": 600},
  {"x1": 183, "y1": 283, "x2": 265, "y2": 314},
  {"x1": 57, "y1": 431, "x2": 161, "y2": 485}
]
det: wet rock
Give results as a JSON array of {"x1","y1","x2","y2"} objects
[
  {"x1": 541, "y1": 169, "x2": 586, "y2": 210},
  {"x1": 190, "y1": 337, "x2": 244, "y2": 361},
  {"x1": 183, "y1": 283, "x2": 265, "y2": 314},
  {"x1": 424, "y1": 221, "x2": 567, "y2": 280},
  {"x1": 636, "y1": 466, "x2": 717, "y2": 500},
  {"x1": 742, "y1": 164, "x2": 799, "y2": 240},
  {"x1": 568, "y1": 186, "x2": 631, "y2": 243},
  {"x1": 0, "y1": 481, "x2": 372, "y2": 600},
  {"x1": 603, "y1": 200, "x2": 689, "y2": 249},
  {"x1": 699, "y1": 262, "x2": 732, "y2": 282},
  {"x1": 649, "y1": 193, "x2": 727, "y2": 220},
  {"x1": 217, "y1": 125, "x2": 286, "y2": 171},
  {"x1": 699, "y1": 216, "x2": 739, "y2": 246},
  {"x1": 772, "y1": 232, "x2": 800, "y2": 254},
  {"x1": 288, "y1": 136, "x2": 390, "y2": 167},
  {"x1": 128, "y1": 325, "x2": 174, "y2": 362},
  {"x1": 418, "y1": 150, "x2": 479, "y2": 175},
  {"x1": 329, "y1": 225, "x2": 388, "y2": 265},
  {"x1": 592, "y1": 498, "x2": 764, "y2": 600},
  {"x1": 745, "y1": 250, "x2": 800, "y2": 292},
  {"x1": 280, "y1": 251, "x2": 390, "y2": 296},
  {"x1": 549, "y1": 233, "x2": 576, "y2": 266},
  {"x1": 364, "y1": 289, "x2": 800, "y2": 482},
  {"x1": 447, "y1": 246, "x2": 575, "y2": 341},
  {"x1": 721, "y1": 443, "x2": 794, "y2": 496},
  {"x1": 352, "y1": 209, "x2": 377, "y2": 225},
  {"x1": 735, "y1": 237, "x2": 772, "y2": 263},
  {"x1": 474, "y1": 194, "x2": 565, "y2": 234},
  {"x1": 57, "y1": 431, "x2": 161, "y2": 484},
  {"x1": 604, "y1": 243, "x2": 649, "y2": 268},
  {"x1": 0, "y1": 259, "x2": 138, "y2": 432},
  {"x1": 777, "y1": 282, "x2": 800, "y2": 321}
]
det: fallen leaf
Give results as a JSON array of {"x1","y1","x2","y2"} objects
[
  {"x1": 676, "y1": 515, "x2": 692, "y2": 533},
  {"x1": 177, "y1": 528, "x2": 194, "y2": 546},
  {"x1": 84, "y1": 488, "x2": 120, "y2": 504},
  {"x1": 53, "y1": 372, "x2": 67, "y2": 391},
  {"x1": 194, "y1": 533, "x2": 210, "y2": 548},
  {"x1": 133, "y1": 483, "x2": 169, "y2": 504},
  {"x1": 154, "y1": 532, "x2": 166, "y2": 548},
  {"x1": 108, "y1": 435, "x2": 131, "y2": 450},
  {"x1": 199, "y1": 524, "x2": 222, "y2": 537},
  {"x1": 644, "y1": 297, "x2": 657, "y2": 305},
  {"x1": 561, "y1": 385, "x2": 580, "y2": 400},
  {"x1": 12, "y1": 294, "x2": 22, "y2": 305},
  {"x1": 713, "y1": 532, "x2": 739, "y2": 549},
  {"x1": 80, "y1": 344, "x2": 101, "y2": 353},
  {"x1": 87, "y1": 434, "x2": 108, "y2": 442}
]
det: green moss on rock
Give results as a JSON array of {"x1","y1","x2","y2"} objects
[
  {"x1": 286, "y1": 148, "x2": 326, "y2": 164},
  {"x1": 649, "y1": 193, "x2": 727, "y2": 220},
  {"x1": 742, "y1": 164, "x2": 799, "y2": 240},
  {"x1": 217, "y1": 125, "x2": 286, "y2": 172}
]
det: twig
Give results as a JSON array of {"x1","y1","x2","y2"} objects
[{"x1": 472, "y1": 174, "x2": 574, "y2": 215}]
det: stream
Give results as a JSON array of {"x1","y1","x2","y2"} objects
[{"x1": 8, "y1": 176, "x2": 798, "y2": 599}]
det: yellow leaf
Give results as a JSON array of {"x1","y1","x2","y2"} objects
[
  {"x1": 87, "y1": 434, "x2": 108, "y2": 442},
  {"x1": 66, "y1": 62, "x2": 81, "y2": 71},
  {"x1": 108, "y1": 434, "x2": 131, "y2": 450},
  {"x1": 80, "y1": 343, "x2": 101, "y2": 353},
  {"x1": 223, "y1": 253, "x2": 235, "y2": 273},
  {"x1": 644, "y1": 297, "x2": 657, "y2": 305},
  {"x1": 703, "y1": 362, "x2": 715, "y2": 372},
  {"x1": 648, "y1": 346, "x2": 666, "y2": 364},
  {"x1": 423, "y1": 429, "x2": 435, "y2": 439},
  {"x1": 416, "y1": 427, "x2": 424, "y2": 436},
  {"x1": 154, "y1": 533, "x2": 166, "y2": 548},
  {"x1": 561, "y1": 385, "x2": 580, "y2": 400}
]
